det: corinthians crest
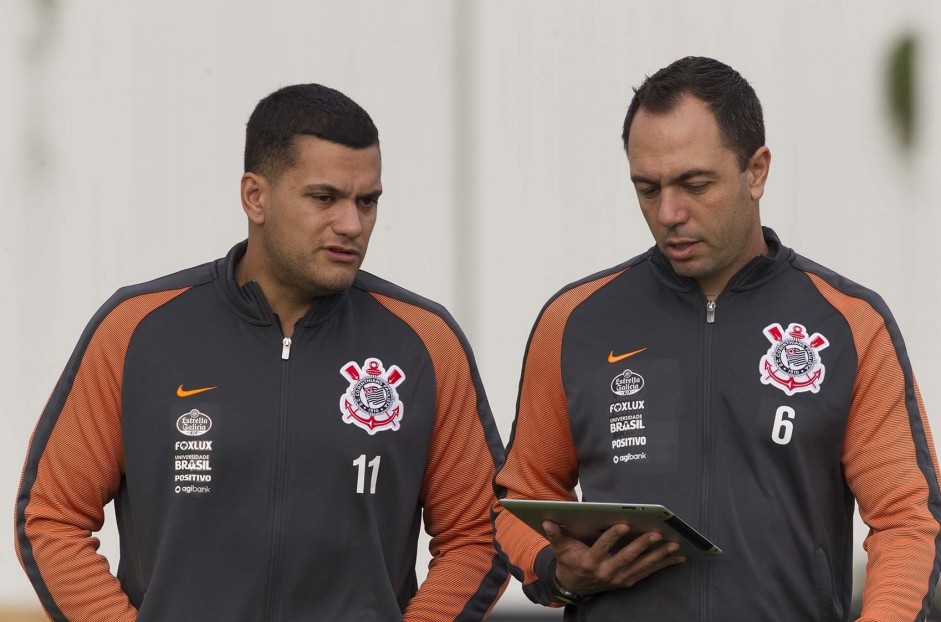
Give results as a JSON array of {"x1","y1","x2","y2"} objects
[
  {"x1": 339, "y1": 358, "x2": 406, "y2": 434},
  {"x1": 759, "y1": 322, "x2": 829, "y2": 395}
]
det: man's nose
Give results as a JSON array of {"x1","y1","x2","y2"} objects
[
  {"x1": 657, "y1": 188, "x2": 688, "y2": 228},
  {"x1": 332, "y1": 200, "x2": 364, "y2": 237}
]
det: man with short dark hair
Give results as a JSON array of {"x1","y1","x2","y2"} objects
[
  {"x1": 493, "y1": 56, "x2": 941, "y2": 621},
  {"x1": 16, "y1": 83, "x2": 508, "y2": 621}
]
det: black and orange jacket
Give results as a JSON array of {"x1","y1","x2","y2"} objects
[
  {"x1": 16, "y1": 241, "x2": 508, "y2": 622},
  {"x1": 494, "y1": 228, "x2": 941, "y2": 621}
]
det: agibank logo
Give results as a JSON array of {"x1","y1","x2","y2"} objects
[{"x1": 339, "y1": 358, "x2": 406, "y2": 435}]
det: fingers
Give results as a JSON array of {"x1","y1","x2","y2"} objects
[
  {"x1": 590, "y1": 523, "x2": 631, "y2": 553},
  {"x1": 544, "y1": 521, "x2": 631, "y2": 554},
  {"x1": 612, "y1": 539, "x2": 686, "y2": 587},
  {"x1": 609, "y1": 529, "x2": 662, "y2": 560},
  {"x1": 549, "y1": 524, "x2": 687, "y2": 594},
  {"x1": 624, "y1": 551, "x2": 686, "y2": 587}
]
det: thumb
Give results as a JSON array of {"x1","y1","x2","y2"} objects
[{"x1": 543, "y1": 520, "x2": 563, "y2": 542}]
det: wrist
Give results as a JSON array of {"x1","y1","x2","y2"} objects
[{"x1": 548, "y1": 560, "x2": 590, "y2": 605}]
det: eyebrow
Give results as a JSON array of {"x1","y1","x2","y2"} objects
[
  {"x1": 302, "y1": 183, "x2": 340, "y2": 193},
  {"x1": 302, "y1": 183, "x2": 383, "y2": 199},
  {"x1": 630, "y1": 168, "x2": 717, "y2": 186}
]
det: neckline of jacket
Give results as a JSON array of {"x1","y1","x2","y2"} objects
[
  {"x1": 212, "y1": 240, "x2": 350, "y2": 328},
  {"x1": 646, "y1": 226, "x2": 794, "y2": 297}
]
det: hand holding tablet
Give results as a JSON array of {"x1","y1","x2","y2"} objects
[{"x1": 499, "y1": 498, "x2": 722, "y2": 558}]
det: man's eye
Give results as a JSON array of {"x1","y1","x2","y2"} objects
[
  {"x1": 685, "y1": 183, "x2": 709, "y2": 194},
  {"x1": 638, "y1": 186, "x2": 659, "y2": 198},
  {"x1": 358, "y1": 197, "x2": 378, "y2": 208},
  {"x1": 310, "y1": 194, "x2": 333, "y2": 204}
]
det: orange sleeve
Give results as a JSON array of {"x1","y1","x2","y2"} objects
[
  {"x1": 809, "y1": 274, "x2": 941, "y2": 622},
  {"x1": 369, "y1": 293, "x2": 507, "y2": 621},
  {"x1": 493, "y1": 272, "x2": 623, "y2": 596},
  {"x1": 16, "y1": 289, "x2": 188, "y2": 622}
]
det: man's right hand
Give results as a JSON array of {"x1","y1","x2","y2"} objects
[{"x1": 543, "y1": 520, "x2": 686, "y2": 595}]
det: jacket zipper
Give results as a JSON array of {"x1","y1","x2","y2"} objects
[
  {"x1": 701, "y1": 296, "x2": 716, "y2": 622},
  {"x1": 263, "y1": 335, "x2": 294, "y2": 620}
]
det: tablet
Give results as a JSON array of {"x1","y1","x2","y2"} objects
[{"x1": 499, "y1": 498, "x2": 722, "y2": 557}]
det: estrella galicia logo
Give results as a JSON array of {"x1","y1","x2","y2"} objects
[
  {"x1": 177, "y1": 409, "x2": 212, "y2": 436},
  {"x1": 611, "y1": 369, "x2": 644, "y2": 396}
]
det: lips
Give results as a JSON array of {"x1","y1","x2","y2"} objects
[
  {"x1": 321, "y1": 244, "x2": 361, "y2": 264},
  {"x1": 664, "y1": 239, "x2": 701, "y2": 261}
]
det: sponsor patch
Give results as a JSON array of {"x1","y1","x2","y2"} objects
[
  {"x1": 610, "y1": 369, "x2": 644, "y2": 396},
  {"x1": 173, "y1": 410, "x2": 214, "y2": 494},
  {"x1": 176, "y1": 409, "x2": 212, "y2": 436}
]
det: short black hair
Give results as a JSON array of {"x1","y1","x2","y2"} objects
[
  {"x1": 622, "y1": 56, "x2": 765, "y2": 170},
  {"x1": 244, "y1": 83, "x2": 379, "y2": 180}
]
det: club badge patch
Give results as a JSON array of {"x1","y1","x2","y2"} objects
[
  {"x1": 759, "y1": 323, "x2": 829, "y2": 395},
  {"x1": 339, "y1": 358, "x2": 406, "y2": 435}
]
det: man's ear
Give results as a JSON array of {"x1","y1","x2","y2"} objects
[
  {"x1": 241, "y1": 172, "x2": 269, "y2": 225},
  {"x1": 747, "y1": 146, "x2": 771, "y2": 202}
]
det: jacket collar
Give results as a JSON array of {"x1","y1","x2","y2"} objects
[
  {"x1": 213, "y1": 240, "x2": 348, "y2": 327},
  {"x1": 648, "y1": 226, "x2": 793, "y2": 295}
]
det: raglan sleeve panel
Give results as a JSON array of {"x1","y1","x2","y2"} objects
[
  {"x1": 808, "y1": 274, "x2": 941, "y2": 622},
  {"x1": 369, "y1": 293, "x2": 508, "y2": 622},
  {"x1": 15, "y1": 289, "x2": 189, "y2": 622},
  {"x1": 493, "y1": 272, "x2": 622, "y2": 606}
]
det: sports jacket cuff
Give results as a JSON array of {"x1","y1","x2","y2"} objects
[{"x1": 522, "y1": 545, "x2": 564, "y2": 606}]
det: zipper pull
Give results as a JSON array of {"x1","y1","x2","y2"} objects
[
  {"x1": 281, "y1": 337, "x2": 292, "y2": 360},
  {"x1": 706, "y1": 300, "x2": 716, "y2": 324}
]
